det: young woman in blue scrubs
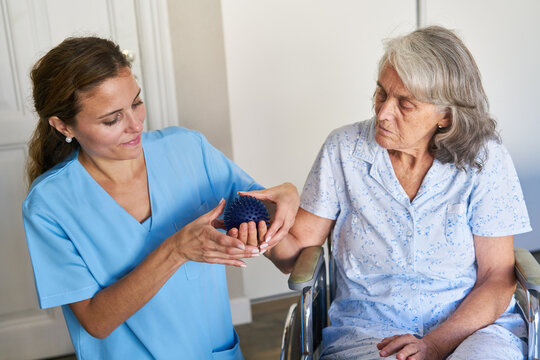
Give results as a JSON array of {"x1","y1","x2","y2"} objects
[{"x1": 23, "y1": 37, "x2": 298, "y2": 360}]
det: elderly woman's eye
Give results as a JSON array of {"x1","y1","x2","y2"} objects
[
  {"x1": 375, "y1": 90, "x2": 387, "y2": 102},
  {"x1": 399, "y1": 100, "x2": 414, "y2": 110}
]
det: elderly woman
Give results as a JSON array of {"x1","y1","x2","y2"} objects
[
  {"x1": 22, "y1": 36, "x2": 298, "y2": 359},
  {"x1": 260, "y1": 26, "x2": 531, "y2": 359}
]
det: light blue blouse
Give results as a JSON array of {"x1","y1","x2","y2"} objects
[
  {"x1": 23, "y1": 127, "x2": 262, "y2": 360},
  {"x1": 300, "y1": 119, "x2": 531, "y2": 351}
]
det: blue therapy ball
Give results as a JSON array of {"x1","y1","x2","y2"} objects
[{"x1": 224, "y1": 196, "x2": 270, "y2": 230}]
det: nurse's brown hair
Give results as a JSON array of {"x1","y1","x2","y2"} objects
[{"x1": 26, "y1": 36, "x2": 130, "y2": 187}]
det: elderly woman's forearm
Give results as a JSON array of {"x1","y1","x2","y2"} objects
[
  {"x1": 423, "y1": 277, "x2": 516, "y2": 357},
  {"x1": 265, "y1": 233, "x2": 304, "y2": 273}
]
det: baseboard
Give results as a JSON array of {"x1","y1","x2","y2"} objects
[
  {"x1": 230, "y1": 296, "x2": 252, "y2": 325},
  {"x1": 251, "y1": 292, "x2": 300, "y2": 304}
]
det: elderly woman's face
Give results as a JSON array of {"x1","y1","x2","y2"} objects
[{"x1": 374, "y1": 65, "x2": 449, "y2": 154}]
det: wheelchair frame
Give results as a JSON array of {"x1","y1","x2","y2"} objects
[{"x1": 281, "y1": 246, "x2": 540, "y2": 360}]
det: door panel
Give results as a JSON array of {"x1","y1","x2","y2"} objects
[{"x1": 0, "y1": 0, "x2": 143, "y2": 358}]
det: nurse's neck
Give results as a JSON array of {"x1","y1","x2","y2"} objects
[{"x1": 78, "y1": 150, "x2": 146, "y2": 185}]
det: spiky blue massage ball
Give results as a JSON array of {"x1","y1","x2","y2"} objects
[{"x1": 224, "y1": 196, "x2": 270, "y2": 231}]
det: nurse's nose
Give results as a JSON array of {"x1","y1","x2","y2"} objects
[{"x1": 126, "y1": 111, "x2": 143, "y2": 132}]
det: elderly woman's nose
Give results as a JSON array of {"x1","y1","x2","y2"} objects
[{"x1": 377, "y1": 98, "x2": 398, "y2": 120}]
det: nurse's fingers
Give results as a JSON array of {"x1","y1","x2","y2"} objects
[
  {"x1": 202, "y1": 249, "x2": 258, "y2": 264},
  {"x1": 201, "y1": 198, "x2": 226, "y2": 224},
  {"x1": 209, "y1": 231, "x2": 259, "y2": 256},
  {"x1": 201, "y1": 257, "x2": 247, "y2": 268}
]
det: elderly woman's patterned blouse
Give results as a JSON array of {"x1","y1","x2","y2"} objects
[{"x1": 300, "y1": 118, "x2": 531, "y2": 347}]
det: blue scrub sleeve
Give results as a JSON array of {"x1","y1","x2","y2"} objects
[
  {"x1": 300, "y1": 132, "x2": 340, "y2": 220},
  {"x1": 199, "y1": 133, "x2": 264, "y2": 202},
  {"x1": 469, "y1": 141, "x2": 531, "y2": 237},
  {"x1": 23, "y1": 204, "x2": 100, "y2": 309}
]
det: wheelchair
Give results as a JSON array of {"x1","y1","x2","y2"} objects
[{"x1": 280, "y1": 241, "x2": 540, "y2": 360}]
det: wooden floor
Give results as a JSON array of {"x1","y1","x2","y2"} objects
[{"x1": 236, "y1": 295, "x2": 299, "y2": 360}]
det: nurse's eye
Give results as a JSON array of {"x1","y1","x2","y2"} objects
[
  {"x1": 103, "y1": 113, "x2": 122, "y2": 126},
  {"x1": 132, "y1": 99, "x2": 144, "y2": 109}
]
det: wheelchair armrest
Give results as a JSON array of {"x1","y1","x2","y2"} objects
[
  {"x1": 514, "y1": 248, "x2": 540, "y2": 293},
  {"x1": 288, "y1": 246, "x2": 324, "y2": 291}
]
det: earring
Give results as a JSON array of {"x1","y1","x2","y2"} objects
[
  {"x1": 65, "y1": 136, "x2": 72, "y2": 143},
  {"x1": 437, "y1": 124, "x2": 444, "y2": 129}
]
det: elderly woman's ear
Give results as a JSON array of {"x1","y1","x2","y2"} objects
[{"x1": 439, "y1": 107, "x2": 452, "y2": 128}]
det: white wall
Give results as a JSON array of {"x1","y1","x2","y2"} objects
[
  {"x1": 424, "y1": 0, "x2": 540, "y2": 251},
  {"x1": 169, "y1": 0, "x2": 540, "y2": 301},
  {"x1": 221, "y1": 0, "x2": 416, "y2": 299}
]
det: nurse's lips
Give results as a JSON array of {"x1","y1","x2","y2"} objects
[{"x1": 122, "y1": 134, "x2": 141, "y2": 146}]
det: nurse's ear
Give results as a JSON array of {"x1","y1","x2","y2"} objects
[{"x1": 49, "y1": 116, "x2": 75, "y2": 140}]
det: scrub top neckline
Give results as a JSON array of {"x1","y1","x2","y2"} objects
[{"x1": 72, "y1": 142, "x2": 155, "y2": 231}]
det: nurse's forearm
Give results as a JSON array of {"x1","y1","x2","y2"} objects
[
  {"x1": 69, "y1": 236, "x2": 184, "y2": 339},
  {"x1": 422, "y1": 276, "x2": 516, "y2": 357}
]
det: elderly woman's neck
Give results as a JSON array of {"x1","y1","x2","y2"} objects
[
  {"x1": 388, "y1": 149, "x2": 434, "y2": 169},
  {"x1": 388, "y1": 149, "x2": 434, "y2": 202}
]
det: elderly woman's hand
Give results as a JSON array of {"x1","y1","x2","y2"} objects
[
  {"x1": 238, "y1": 182, "x2": 299, "y2": 250},
  {"x1": 377, "y1": 334, "x2": 443, "y2": 360},
  {"x1": 227, "y1": 220, "x2": 268, "y2": 249},
  {"x1": 173, "y1": 199, "x2": 260, "y2": 267}
]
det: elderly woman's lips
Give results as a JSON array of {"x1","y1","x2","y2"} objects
[{"x1": 377, "y1": 124, "x2": 391, "y2": 133}]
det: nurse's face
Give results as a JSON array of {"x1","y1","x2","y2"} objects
[
  {"x1": 69, "y1": 67, "x2": 146, "y2": 162},
  {"x1": 374, "y1": 64, "x2": 449, "y2": 154}
]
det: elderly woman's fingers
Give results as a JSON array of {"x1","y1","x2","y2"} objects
[
  {"x1": 378, "y1": 334, "x2": 421, "y2": 358},
  {"x1": 247, "y1": 221, "x2": 258, "y2": 246},
  {"x1": 227, "y1": 227, "x2": 239, "y2": 238},
  {"x1": 238, "y1": 223, "x2": 248, "y2": 245},
  {"x1": 377, "y1": 335, "x2": 400, "y2": 349},
  {"x1": 257, "y1": 221, "x2": 268, "y2": 248},
  {"x1": 395, "y1": 343, "x2": 421, "y2": 360}
]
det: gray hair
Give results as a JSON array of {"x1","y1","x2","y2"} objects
[{"x1": 378, "y1": 25, "x2": 499, "y2": 170}]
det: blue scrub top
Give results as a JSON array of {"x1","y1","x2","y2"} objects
[{"x1": 23, "y1": 127, "x2": 262, "y2": 359}]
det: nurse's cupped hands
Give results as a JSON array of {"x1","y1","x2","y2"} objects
[{"x1": 172, "y1": 199, "x2": 261, "y2": 268}]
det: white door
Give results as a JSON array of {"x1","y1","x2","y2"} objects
[{"x1": 0, "y1": 1, "x2": 145, "y2": 358}]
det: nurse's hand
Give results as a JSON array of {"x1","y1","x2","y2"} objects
[
  {"x1": 238, "y1": 182, "x2": 299, "y2": 249},
  {"x1": 173, "y1": 199, "x2": 260, "y2": 267},
  {"x1": 377, "y1": 334, "x2": 442, "y2": 360},
  {"x1": 228, "y1": 220, "x2": 269, "y2": 253}
]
